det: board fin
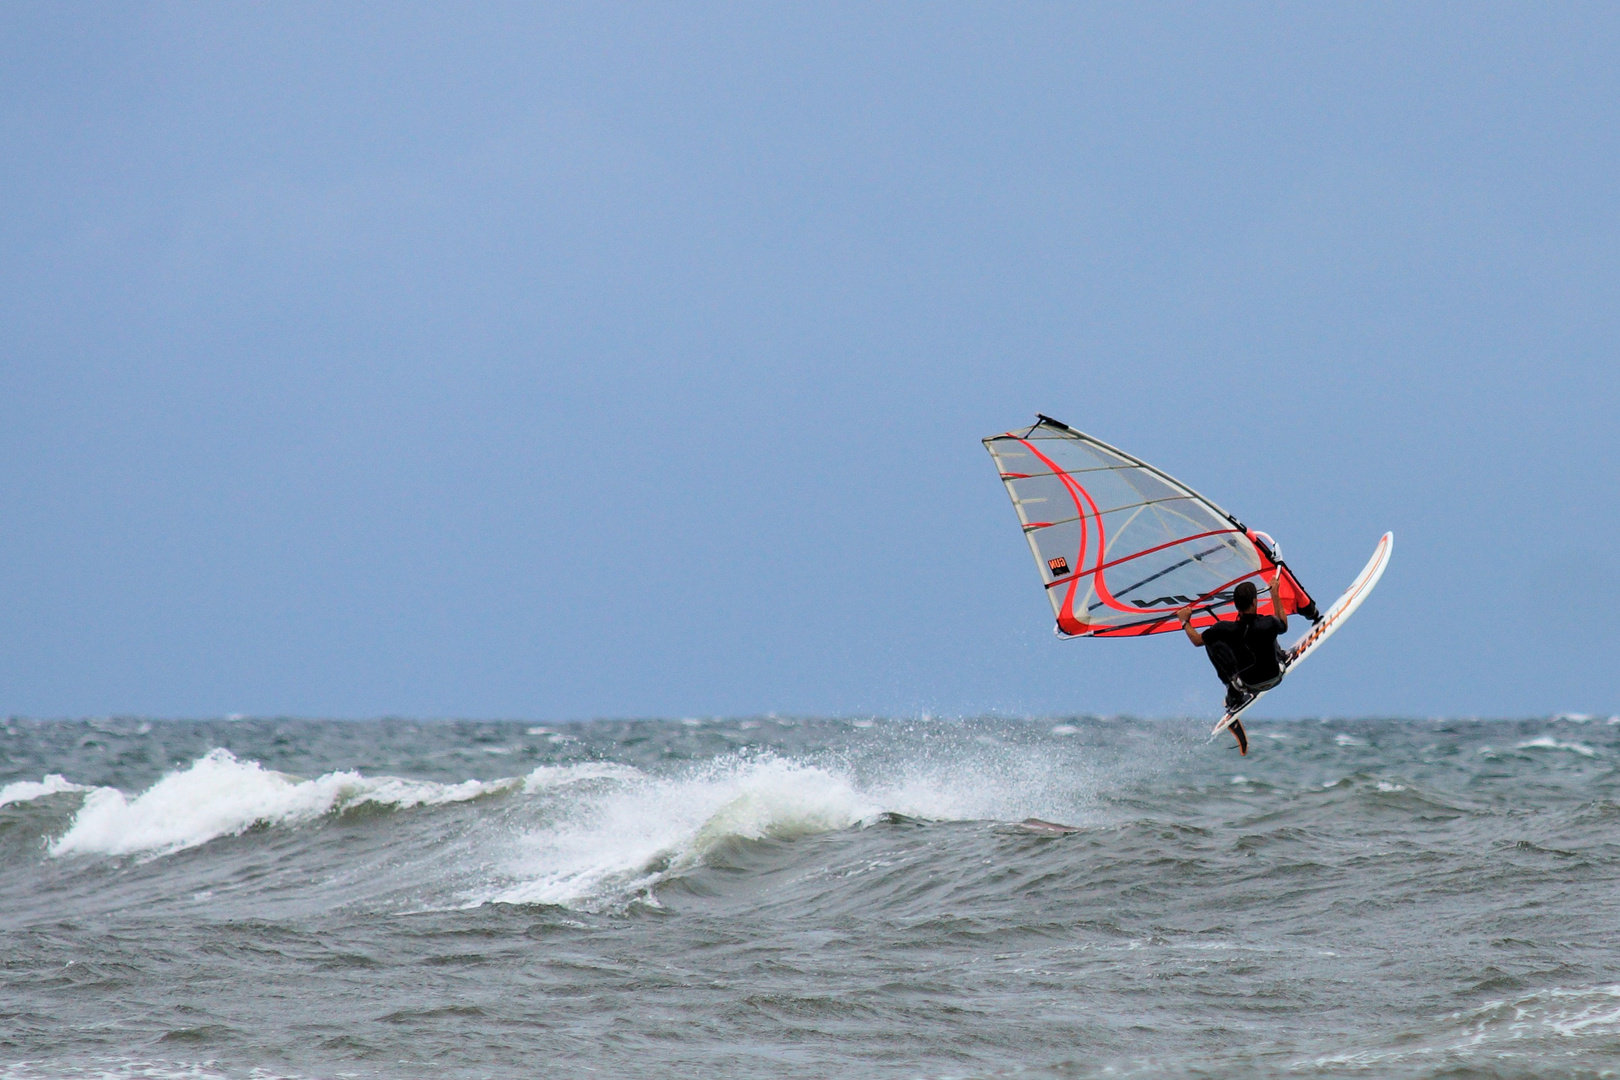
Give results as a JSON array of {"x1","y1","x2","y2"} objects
[{"x1": 1228, "y1": 718, "x2": 1248, "y2": 755}]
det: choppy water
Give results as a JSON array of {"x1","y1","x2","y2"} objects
[{"x1": 4, "y1": 714, "x2": 1620, "y2": 1079}]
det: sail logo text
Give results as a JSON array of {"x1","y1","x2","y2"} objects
[{"x1": 1133, "y1": 591, "x2": 1236, "y2": 608}]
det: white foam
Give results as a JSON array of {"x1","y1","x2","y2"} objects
[
  {"x1": 523, "y1": 761, "x2": 645, "y2": 791},
  {"x1": 42, "y1": 740, "x2": 1096, "y2": 905},
  {"x1": 50, "y1": 749, "x2": 520, "y2": 858},
  {"x1": 352, "y1": 772, "x2": 524, "y2": 808},
  {"x1": 0, "y1": 774, "x2": 88, "y2": 807},
  {"x1": 1305, "y1": 984, "x2": 1620, "y2": 1070},
  {"x1": 483, "y1": 746, "x2": 1091, "y2": 911},
  {"x1": 1, "y1": 1061, "x2": 306, "y2": 1080},
  {"x1": 1460, "y1": 983, "x2": 1620, "y2": 1042},
  {"x1": 488, "y1": 756, "x2": 872, "y2": 908},
  {"x1": 1514, "y1": 736, "x2": 1596, "y2": 757}
]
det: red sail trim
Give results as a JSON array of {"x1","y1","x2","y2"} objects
[
  {"x1": 1017, "y1": 436, "x2": 1114, "y2": 637},
  {"x1": 1086, "y1": 565, "x2": 1309, "y2": 637},
  {"x1": 1061, "y1": 512, "x2": 1285, "y2": 633},
  {"x1": 1273, "y1": 563, "x2": 1314, "y2": 615},
  {"x1": 1089, "y1": 531, "x2": 1318, "y2": 622},
  {"x1": 987, "y1": 418, "x2": 1320, "y2": 639},
  {"x1": 1096, "y1": 565, "x2": 1258, "y2": 618},
  {"x1": 1010, "y1": 436, "x2": 1099, "y2": 636},
  {"x1": 1088, "y1": 607, "x2": 1231, "y2": 638},
  {"x1": 1090, "y1": 597, "x2": 1299, "y2": 638},
  {"x1": 1097, "y1": 561, "x2": 1287, "y2": 621},
  {"x1": 1054, "y1": 470, "x2": 1094, "y2": 634},
  {"x1": 1016, "y1": 434, "x2": 1243, "y2": 634},
  {"x1": 1244, "y1": 530, "x2": 1317, "y2": 614},
  {"x1": 1044, "y1": 527, "x2": 1244, "y2": 589}
]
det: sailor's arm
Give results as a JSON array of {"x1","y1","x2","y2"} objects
[
  {"x1": 1268, "y1": 568, "x2": 1286, "y2": 624},
  {"x1": 1176, "y1": 605, "x2": 1203, "y2": 646}
]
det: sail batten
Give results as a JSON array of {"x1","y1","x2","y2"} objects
[{"x1": 984, "y1": 416, "x2": 1316, "y2": 639}]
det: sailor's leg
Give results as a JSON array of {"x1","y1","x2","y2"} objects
[
  {"x1": 1205, "y1": 642, "x2": 1241, "y2": 684},
  {"x1": 1204, "y1": 642, "x2": 1250, "y2": 710}
]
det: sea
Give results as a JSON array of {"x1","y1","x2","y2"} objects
[{"x1": 3, "y1": 714, "x2": 1620, "y2": 1080}]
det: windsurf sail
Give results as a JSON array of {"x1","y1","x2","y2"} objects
[{"x1": 983, "y1": 415, "x2": 1317, "y2": 638}]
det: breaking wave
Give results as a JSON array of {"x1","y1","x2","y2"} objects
[
  {"x1": 482, "y1": 745, "x2": 1092, "y2": 910},
  {"x1": 48, "y1": 748, "x2": 523, "y2": 857},
  {"x1": 484, "y1": 756, "x2": 873, "y2": 908},
  {"x1": 1514, "y1": 735, "x2": 1598, "y2": 757},
  {"x1": 25, "y1": 735, "x2": 1095, "y2": 912},
  {"x1": 0, "y1": 773, "x2": 88, "y2": 808}
]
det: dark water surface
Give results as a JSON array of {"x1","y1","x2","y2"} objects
[{"x1": 3, "y1": 715, "x2": 1619, "y2": 1079}]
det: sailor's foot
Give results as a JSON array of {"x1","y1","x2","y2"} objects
[{"x1": 1224, "y1": 679, "x2": 1250, "y2": 712}]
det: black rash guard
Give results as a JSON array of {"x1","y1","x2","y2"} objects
[{"x1": 1200, "y1": 613, "x2": 1288, "y2": 683}]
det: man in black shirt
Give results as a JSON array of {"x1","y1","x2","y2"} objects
[{"x1": 1176, "y1": 570, "x2": 1290, "y2": 713}]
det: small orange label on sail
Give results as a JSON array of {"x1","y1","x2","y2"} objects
[{"x1": 1048, "y1": 557, "x2": 1071, "y2": 577}]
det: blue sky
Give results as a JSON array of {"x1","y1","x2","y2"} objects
[{"x1": 1, "y1": 4, "x2": 1615, "y2": 720}]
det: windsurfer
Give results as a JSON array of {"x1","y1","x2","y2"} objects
[{"x1": 1176, "y1": 569, "x2": 1289, "y2": 712}]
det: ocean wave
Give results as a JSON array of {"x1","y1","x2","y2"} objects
[
  {"x1": 522, "y1": 761, "x2": 646, "y2": 791},
  {"x1": 0, "y1": 774, "x2": 88, "y2": 808},
  {"x1": 48, "y1": 749, "x2": 523, "y2": 858},
  {"x1": 1515, "y1": 736, "x2": 1597, "y2": 757},
  {"x1": 1301, "y1": 983, "x2": 1620, "y2": 1072},
  {"x1": 482, "y1": 746, "x2": 1091, "y2": 911},
  {"x1": 1444, "y1": 983, "x2": 1620, "y2": 1050},
  {"x1": 485, "y1": 756, "x2": 873, "y2": 909},
  {"x1": 0, "y1": 1060, "x2": 313, "y2": 1080},
  {"x1": 33, "y1": 734, "x2": 1094, "y2": 908}
]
